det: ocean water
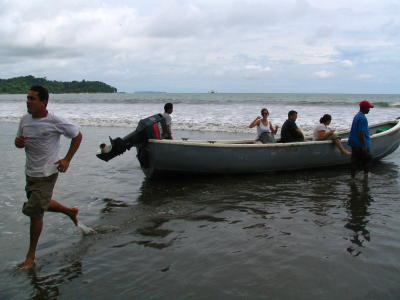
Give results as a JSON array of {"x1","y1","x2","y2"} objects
[
  {"x1": 1, "y1": 92, "x2": 400, "y2": 134},
  {"x1": 1, "y1": 93, "x2": 400, "y2": 299}
]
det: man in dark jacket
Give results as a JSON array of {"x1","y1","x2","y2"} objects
[{"x1": 280, "y1": 110, "x2": 304, "y2": 143}]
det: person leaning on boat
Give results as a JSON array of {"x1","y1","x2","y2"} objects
[
  {"x1": 249, "y1": 108, "x2": 279, "y2": 143},
  {"x1": 280, "y1": 110, "x2": 304, "y2": 143},
  {"x1": 162, "y1": 103, "x2": 173, "y2": 139},
  {"x1": 348, "y1": 100, "x2": 374, "y2": 179},
  {"x1": 313, "y1": 114, "x2": 351, "y2": 155}
]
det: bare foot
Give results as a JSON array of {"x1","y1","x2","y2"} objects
[
  {"x1": 69, "y1": 208, "x2": 79, "y2": 226},
  {"x1": 19, "y1": 257, "x2": 35, "y2": 269},
  {"x1": 342, "y1": 150, "x2": 352, "y2": 155}
]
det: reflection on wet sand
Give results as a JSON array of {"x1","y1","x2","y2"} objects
[
  {"x1": 345, "y1": 179, "x2": 372, "y2": 256},
  {"x1": 15, "y1": 160, "x2": 400, "y2": 299},
  {"x1": 24, "y1": 260, "x2": 82, "y2": 299},
  {"x1": 343, "y1": 160, "x2": 400, "y2": 256},
  {"x1": 101, "y1": 197, "x2": 129, "y2": 213}
]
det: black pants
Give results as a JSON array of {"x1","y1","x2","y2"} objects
[{"x1": 351, "y1": 147, "x2": 372, "y2": 170}]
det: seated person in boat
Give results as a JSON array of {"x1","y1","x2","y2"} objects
[
  {"x1": 162, "y1": 103, "x2": 173, "y2": 139},
  {"x1": 248, "y1": 108, "x2": 278, "y2": 143},
  {"x1": 313, "y1": 114, "x2": 351, "y2": 155},
  {"x1": 280, "y1": 110, "x2": 304, "y2": 143}
]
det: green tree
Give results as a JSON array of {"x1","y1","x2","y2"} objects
[{"x1": 0, "y1": 75, "x2": 117, "y2": 94}]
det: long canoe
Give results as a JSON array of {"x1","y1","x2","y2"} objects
[{"x1": 139, "y1": 119, "x2": 400, "y2": 178}]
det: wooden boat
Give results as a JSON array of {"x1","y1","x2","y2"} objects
[
  {"x1": 97, "y1": 116, "x2": 400, "y2": 178},
  {"x1": 140, "y1": 119, "x2": 400, "y2": 178}
]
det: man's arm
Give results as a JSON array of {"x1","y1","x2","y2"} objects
[
  {"x1": 15, "y1": 121, "x2": 26, "y2": 148},
  {"x1": 166, "y1": 125, "x2": 172, "y2": 139},
  {"x1": 55, "y1": 132, "x2": 83, "y2": 172},
  {"x1": 15, "y1": 136, "x2": 27, "y2": 148},
  {"x1": 357, "y1": 117, "x2": 368, "y2": 151},
  {"x1": 358, "y1": 131, "x2": 366, "y2": 151},
  {"x1": 295, "y1": 126, "x2": 304, "y2": 138},
  {"x1": 290, "y1": 121, "x2": 303, "y2": 138}
]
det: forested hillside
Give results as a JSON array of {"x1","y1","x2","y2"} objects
[{"x1": 0, "y1": 75, "x2": 117, "y2": 93}]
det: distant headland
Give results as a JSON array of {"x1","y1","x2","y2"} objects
[
  {"x1": 0, "y1": 75, "x2": 117, "y2": 94},
  {"x1": 134, "y1": 91, "x2": 167, "y2": 94}
]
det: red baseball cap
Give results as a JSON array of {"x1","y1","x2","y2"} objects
[{"x1": 359, "y1": 100, "x2": 374, "y2": 108}]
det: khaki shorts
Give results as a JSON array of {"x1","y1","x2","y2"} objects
[{"x1": 23, "y1": 173, "x2": 58, "y2": 219}]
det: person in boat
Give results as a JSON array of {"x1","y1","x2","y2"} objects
[
  {"x1": 348, "y1": 100, "x2": 374, "y2": 179},
  {"x1": 280, "y1": 110, "x2": 304, "y2": 143},
  {"x1": 162, "y1": 103, "x2": 173, "y2": 139},
  {"x1": 14, "y1": 85, "x2": 82, "y2": 269},
  {"x1": 248, "y1": 108, "x2": 279, "y2": 143},
  {"x1": 313, "y1": 114, "x2": 351, "y2": 155}
]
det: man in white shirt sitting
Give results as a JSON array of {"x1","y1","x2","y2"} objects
[{"x1": 162, "y1": 103, "x2": 173, "y2": 139}]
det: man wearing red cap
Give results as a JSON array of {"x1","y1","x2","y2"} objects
[{"x1": 348, "y1": 100, "x2": 374, "y2": 178}]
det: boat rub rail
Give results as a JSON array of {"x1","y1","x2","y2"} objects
[{"x1": 148, "y1": 120, "x2": 399, "y2": 148}]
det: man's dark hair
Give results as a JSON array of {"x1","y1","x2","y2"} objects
[
  {"x1": 164, "y1": 103, "x2": 173, "y2": 112},
  {"x1": 30, "y1": 85, "x2": 49, "y2": 102},
  {"x1": 288, "y1": 110, "x2": 297, "y2": 118}
]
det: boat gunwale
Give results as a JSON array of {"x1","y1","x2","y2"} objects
[{"x1": 147, "y1": 119, "x2": 400, "y2": 148}]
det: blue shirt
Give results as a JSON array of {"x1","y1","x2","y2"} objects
[{"x1": 348, "y1": 112, "x2": 371, "y2": 149}]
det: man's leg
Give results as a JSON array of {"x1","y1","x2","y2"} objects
[
  {"x1": 21, "y1": 217, "x2": 43, "y2": 269},
  {"x1": 351, "y1": 165, "x2": 357, "y2": 179},
  {"x1": 351, "y1": 147, "x2": 360, "y2": 179},
  {"x1": 363, "y1": 163, "x2": 370, "y2": 175},
  {"x1": 363, "y1": 161, "x2": 370, "y2": 179},
  {"x1": 48, "y1": 200, "x2": 79, "y2": 226},
  {"x1": 362, "y1": 149, "x2": 372, "y2": 179}
]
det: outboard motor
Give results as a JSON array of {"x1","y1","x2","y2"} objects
[{"x1": 96, "y1": 114, "x2": 167, "y2": 163}]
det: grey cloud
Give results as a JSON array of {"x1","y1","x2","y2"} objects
[
  {"x1": 313, "y1": 26, "x2": 336, "y2": 39},
  {"x1": 144, "y1": 0, "x2": 313, "y2": 39},
  {"x1": 304, "y1": 26, "x2": 336, "y2": 45},
  {"x1": 221, "y1": 2, "x2": 282, "y2": 28},
  {"x1": 291, "y1": 0, "x2": 311, "y2": 17},
  {"x1": 0, "y1": 0, "x2": 399, "y2": 93},
  {"x1": 0, "y1": 45, "x2": 82, "y2": 59},
  {"x1": 381, "y1": 20, "x2": 400, "y2": 38}
]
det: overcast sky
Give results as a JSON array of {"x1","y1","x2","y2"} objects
[{"x1": 1, "y1": 0, "x2": 399, "y2": 93}]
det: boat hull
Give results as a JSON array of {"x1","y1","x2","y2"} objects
[{"x1": 138, "y1": 120, "x2": 400, "y2": 178}]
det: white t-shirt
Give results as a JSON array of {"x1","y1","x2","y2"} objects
[
  {"x1": 313, "y1": 123, "x2": 328, "y2": 140},
  {"x1": 17, "y1": 112, "x2": 80, "y2": 177},
  {"x1": 162, "y1": 112, "x2": 172, "y2": 126},
  {"x1": 162, "y1": 112, "x2": 172, "y2": 138}
]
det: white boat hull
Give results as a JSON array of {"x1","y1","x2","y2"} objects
[{"x1": 138, "y1": 120, "x2": 400, "y2": 178}]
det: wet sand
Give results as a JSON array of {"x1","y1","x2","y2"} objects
[{"x1": 1, "y1": 123, "x2": 400, "y2": 299}]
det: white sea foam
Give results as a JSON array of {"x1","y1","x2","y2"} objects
[
  {"x1": 1, "y1": 94, "x2": 399, "y2": 134},
  {"x1": 77, "y1": 222, "x2": 96, "y2": 235},
  {"x1": 390, "y1": 102, "x2": 400, "y2": 108}
]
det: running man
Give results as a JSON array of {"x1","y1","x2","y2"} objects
[{"x1": 15, "y1": 85, "x2": 82, "y2": 269}]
